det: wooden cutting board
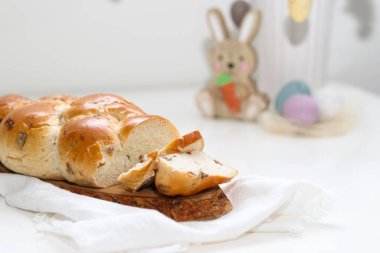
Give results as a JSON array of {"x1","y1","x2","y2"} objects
[{"x1": 0, "y1": 163, "x2": 232, "y2": 221}]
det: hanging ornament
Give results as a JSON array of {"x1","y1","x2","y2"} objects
[
  {"x1": 288, "y1": 0, "x2": 313, "y2": 23},
  {"x1": 231, "y1": 0, "x2": 251, "y2": 27}
]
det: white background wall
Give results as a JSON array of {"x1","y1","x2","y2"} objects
[
  {"x1": 0, "y1": 0, "x2": 379, "y2": 95},
  {"x1": 329, "y1": 0, "x2": 380, "y2": 94}
]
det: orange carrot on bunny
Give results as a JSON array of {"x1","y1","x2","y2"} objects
[
  {"x1": 196, "y1": 7, "x2": 269, "y2": 121},
  {"x1": 216, "y1": 73, "x2": 240, "y2": 113}
]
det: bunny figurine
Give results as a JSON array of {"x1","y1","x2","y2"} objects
[{"x1": 196, "y1": 8, "x2": 269, "y2": 121}]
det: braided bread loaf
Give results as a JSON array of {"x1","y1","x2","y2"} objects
[{"x1": 0, "y1": 94, "x2": 179, "y2": 188}]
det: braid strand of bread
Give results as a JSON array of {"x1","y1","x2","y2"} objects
[{"x1": 0, "y1": 94, "x2": 179, "y2": 188}]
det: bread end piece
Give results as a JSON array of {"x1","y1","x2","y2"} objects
[
  {"x1": 0, "y1": 101, "x2": 68, "y2": 179},
  {"x1": 155, "y1": 152, "x2": 237, "y2": 196}
]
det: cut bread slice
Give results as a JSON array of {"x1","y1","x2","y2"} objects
[
  {"x1": 118, "y1": 131, "x2": 204, "y2": 192},
  {"x1": 155, "y1": 152, "x2": 237, "y2": 196},
  {"x1": 118, "y1": 130, "x2": 238, "y2": 196},
  {"x1": 117, "y1": 158, "x2": 156, "y2": 192}
]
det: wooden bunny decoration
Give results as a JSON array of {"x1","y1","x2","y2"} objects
[{"x1": 196, "y1": 8, "x2": 269, "y2": 121}]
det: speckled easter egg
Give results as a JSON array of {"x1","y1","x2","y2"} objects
[
  {"x1": 275, "y1": 80, "x2": 311, "y2": 113},
  {"x1": 282, "y1": 94, "x2": 320, "y2": 127}
]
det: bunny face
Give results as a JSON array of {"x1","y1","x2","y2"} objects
[
  {"x1": 210, "y1": 40, "x2": 256, "y2": 78},
  {"x1": 207, "y1": 8, "x2": 260, "y2": 81}
]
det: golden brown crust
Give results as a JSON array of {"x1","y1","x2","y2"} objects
[
  {"x1": 0, "y1": 94, "x2": 30, "y2": 123},
  {"x1": 2, "y1": 101, "x2": 62, "y2": 130},
  {"x1": 39, "y1": 94, "x2": 77, "y2": 104},
  {"x1": 157, "y1": 130, "x2": 204, "y2": 155},
  {"x1": 58, "y1": 115, "x2": 120, "y2": 186},
  {"x1": 120, "y1": 115, "x2": 153, "y2": 139},
  {"x1": 65, "y1": 94, "x2": 145, "y2": 120},
  {"x1": 0, "y1": 101, "x2": 66, "y2": 179},
  {"x1": 182, "y1": 131, "x2": 203, "y2": 147},
  {"x1": 155, "y1": 168, "x2": 233, "y2": 197}
]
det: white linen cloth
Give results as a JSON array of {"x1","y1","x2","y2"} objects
[{"x1": 0, "y1": 173, "x2": 333, "y2": 253}]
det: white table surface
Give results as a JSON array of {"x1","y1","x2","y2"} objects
[{"x1": 1, "y1": 82, "x2": 379, "y2": 253}]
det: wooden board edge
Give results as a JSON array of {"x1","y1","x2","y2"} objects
[{"x1": 0, "y1": 163, "x2": 233, "y2": 221}]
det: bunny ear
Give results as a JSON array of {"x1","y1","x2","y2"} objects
[
  {"x1": 207, "y1": 8, "x2": 229, "y2": 42},
  {"x1": 238, "y1": 9, "x2": 261, "y2": 44}
]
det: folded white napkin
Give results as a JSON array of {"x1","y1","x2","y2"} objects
[{"x1": 0, "y1": 174, "x2": 333, "y2": 253}]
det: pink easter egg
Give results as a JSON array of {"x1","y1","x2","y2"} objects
[{"x1": 282, "y1": 94, "x2": 320, "y2": 127}]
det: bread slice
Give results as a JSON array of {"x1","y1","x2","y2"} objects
[
  {"x1": 155, "y1": 152, "x2": 237, "y2": 196},
  {"x1": 118, "y1": 131, "x2": 238, "y2": 196},
  {"x1": 117, "y1": 158, "x2": 156, "y2": 192},
  {"x1": 118, "y1": 131, "x2": 204, "y2": 192}
]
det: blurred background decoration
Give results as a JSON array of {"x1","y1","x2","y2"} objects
[
  {"x1": 0, "y1": 0, "x2": 378, "y2": 95},
  {"x1": 250, "y1": 0, "x2": 332, "y2": 99},
  {"x1": 196, "y1": 6, "x2": 269, "y2": 121}
]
